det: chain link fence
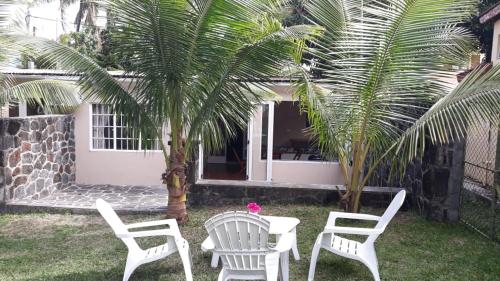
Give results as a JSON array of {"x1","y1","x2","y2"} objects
[{"x1": 461, "y1": 122, "x2": 499, "y2": 242}]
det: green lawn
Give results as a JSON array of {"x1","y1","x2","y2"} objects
[{"x1": 0, "y1": 205, "x2": 499, "y2": 281}]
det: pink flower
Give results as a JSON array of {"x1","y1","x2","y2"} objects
[{"x1": 247, "y1": 202, "x2": 262, "y2": 214}]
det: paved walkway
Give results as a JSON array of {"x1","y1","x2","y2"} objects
[{"x1": 5, "y1": 184, "x2": 168, "y2": 214}]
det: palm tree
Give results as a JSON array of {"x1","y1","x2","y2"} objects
[
  {"x1": 30, "y1": 0, "x2": 98, "y2": 33},
  {"x1": 297, "y1": 0, "x2": 500, "y2": 212},
  {"x1": 15, "y1": 0, "x2": 321, "y2": 223},
  {"x1": 0, "y1": 1, "x2": 79, "y2": 115}
]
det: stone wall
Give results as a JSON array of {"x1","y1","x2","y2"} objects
[
  {"x1": 0, "y1": 115, "x2": 76, "y2": 203},
  {"x1": 190, "y1": 181, "x2": 407, "y2": 210},
  {"x1": 365, "y1": 140, "x2": 466, "y2": 222}
]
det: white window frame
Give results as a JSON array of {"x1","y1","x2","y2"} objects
[
  {"x1": 258, "y1": 100, "x2": 339, "y2": 166},
  {"x1": 89, "y1": 104, "x2": 162, "y2": 152}
]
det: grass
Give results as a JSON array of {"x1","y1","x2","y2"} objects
[{"x1": 0, "y1": 205, "x2": 499, "y2": 281}]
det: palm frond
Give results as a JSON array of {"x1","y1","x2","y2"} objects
[
  {"x1": 396, "y1": 63, "x2": 500, "y2": 162},
  {"x1": 0, "y1": 79, "x2": 80, "y2": 114},
  {"x1": 301, "y1": 0, "x2": 477, "y2": 160}
]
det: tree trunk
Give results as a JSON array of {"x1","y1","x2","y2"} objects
[
  {"x1": 340, "y1": 189, "x2": 362, "y2": 213},
  {"x1": 163, "y1": 132, "x2": 189, "y2": 224}
]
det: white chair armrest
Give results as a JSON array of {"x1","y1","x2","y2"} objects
[
  {"x1": 272, "y1": 233, "x2": 294, "y2": 253},
  {"x1": 329, "y1": 212, "x2": 381, "y2": 221},
  {"x1": 201, "y1": 237, "x2": 215, "y2": 252},
  {"x1": 323, "y1": 226, "x2": 383, "y2": 236},
  {"x1": 117, "y1": 228, "x2": 175, "y2": 238},
  {"x1": 126, "y1": 219, "x2": 178, "y2": 229}
]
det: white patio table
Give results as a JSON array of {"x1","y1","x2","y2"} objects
[{"x1": 201, "y1": 215, "x2": 301, "y2": 261}]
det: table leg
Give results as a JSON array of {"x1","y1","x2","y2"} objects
[{"x1": 291, "y1": 228, "x2": 300, "y2": 261}]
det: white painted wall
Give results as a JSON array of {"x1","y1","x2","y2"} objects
[
  {"x1": 74, "y1": 103, "x2": 167, "y2": 185},
  {"x1": 492, "y1": 19, "x2": 500, "y2": 66}
]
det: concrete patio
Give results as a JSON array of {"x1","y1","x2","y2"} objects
[{"x1": 3, "y1": 184, "x2": 168, "y2": 214}]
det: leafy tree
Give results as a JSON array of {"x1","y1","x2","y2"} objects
[
  {"x1": 297, "y1": 0, "x2": 500, "y2": 212},
  {"x1": 58, "y1": 27, "x2": 122, "y2": 69},
  {"x1": 0, "y1": 1, "x2": 79, "y2": 115},
  {"x1": 16, "y1": 0, "x2": 320, "y2": 223},
  {"x1": 465, "y1": 0, "x2": 498, "y2": 62}
]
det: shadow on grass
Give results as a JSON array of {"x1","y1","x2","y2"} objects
[{"x1": 21, "y1": 263, "x2": 189, "y2": 281}]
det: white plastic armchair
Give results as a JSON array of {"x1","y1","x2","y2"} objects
[
  {"x1": 308, "y1": 190, "x2": 406, "y2": 281},
  {"x1": 203, "y1": 211, "x2": 295, "y2": 281},
  {"x1": 96, "y1": 199, "x2": 193, "y2": 281}
]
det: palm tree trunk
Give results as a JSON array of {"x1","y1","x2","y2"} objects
[
  {"x1": 163, "y1": 130, "x2": 189, "y2": 224},
  {"x1": 340, "y1": 141, "x2": 366, "y2": 213}
]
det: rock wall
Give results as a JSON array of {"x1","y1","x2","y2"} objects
[
  {"x1": 0, "y1": 115, "x2": 76, "y2": 202},
  {"x1": 367, "y1": 140, "x2": 465, "y2": 222}
]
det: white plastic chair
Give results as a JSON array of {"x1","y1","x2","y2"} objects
[
  {"x1": 308, "y1": 190, "x2": 406, "y2": 281},
  {"x1": 203, "y1": 211, "x2": 295, "y2": 281},
  {"x1": 96, "y1": 199, "x2": 193, "y2": 281}
]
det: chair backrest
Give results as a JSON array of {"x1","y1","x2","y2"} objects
[
  {"x1": 96, "y1": 199, "x2": 139, "y2": 251},
  {"x1": 204, "y1": 211, "x2": 271, "y2": 271},
  {"x1": 369, "y1": 190, "x2": 406, "y2": 242}
]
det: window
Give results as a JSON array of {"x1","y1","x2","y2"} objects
[
  {"x1": 91, "y1": 104, "x2": 162, "y2": 151},
  {"x1": 261, "y1": 101, "x2": 336, "y2": 162}
]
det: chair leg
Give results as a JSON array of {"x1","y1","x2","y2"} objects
[
  {"x1": 123, "y1": 258, "x2": 139, "y2": 281},
  {"x1": 363, "y1": 244, "x2": 380, "y2": 281},
  {"x1": 211, "y1": 253, "x2": 220, "y2": 268},
  {"x1": 218, "y1": 269, "x2": 228, "y2": 281},
  {"x1": 279, "y1": 251, "x2": 289, "y2": 281},
  {"x1": 307, "y1": 233, "x2": 323, "y2": 281},
  {"x1": 367, "y1": 264, "x2": 380, "y2": 281},
  {"x1": 178, "y1": 240, "x2": 193, "y2": 281}
]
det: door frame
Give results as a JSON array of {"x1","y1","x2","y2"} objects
[
  {"x1": 198, "y1": 122, "x2": 251, "y2": 181},
  {"x1": 265, "y1": 101, "x2": 274, "y2": 182}
]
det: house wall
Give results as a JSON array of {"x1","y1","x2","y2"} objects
[
  {"x1": 492, "y1": 19, "x2": 500, "y2": 65},
  {"x1": 464, "y1": 122, "x2": 497, "y2": 186},
  {"x1": 74, "y1": 103, "x2": 167, "y2": 186}
]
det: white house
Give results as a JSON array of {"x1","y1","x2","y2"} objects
[{"x1": 2, "y1": 70, "x2": 344, "y2": 187}]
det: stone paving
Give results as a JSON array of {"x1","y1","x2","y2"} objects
[{"x1": 5, "y1": 184, "x2": 168, "y2": 213}]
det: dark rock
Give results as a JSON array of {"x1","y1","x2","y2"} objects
[
  {"x1": 34, "y1": 159, "x2": 43, "y2": 169},
  {"x1": 4, "y1": 168, "x2": 12, "y2": 185},
  {"x1": 21, "y1": 164, "x2": 33, "y2": 174},
  {"x1": 62, "y1": 173, "x2": 69, "y2": 184},
  {"x1": 1, "y1": 135, "x2": 14, "y2": 150},
  {"x1": 30, "y1": 120, "x2": 40, "y2": 130},
  {"x1": 13, "y1": 136, "x2": 21, "y2": 147},
  {"x1": 46, "y1": 137, "x2": 53, "y2": 150},
  {"x1": 31, "y1": 143, "x2": 41, "y2": 153},
  {"x1": 53, "y1": 173, "x2": 61, "y2": 183},
  {"x1": 64, "y1": 164, "x2": 72, "y2": 174},
  {"x1": 43, "y1": 162, "x2": 52, "y2": 170},
  {"x1": 21, "y1": 142, "x2": 31, "y2": 152},
  {"x1": 13, "y1": 176, "x2": 27, "y2": 186},
  {"x1": 7, "y1": 120, "x2": 21, "y2": 135},
  {"x1": 21, "y1": 153, "x2": 33, "y2": 164},
  {"x1": 8, "y1": 149, "x2": 20, "y2": 167}
]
